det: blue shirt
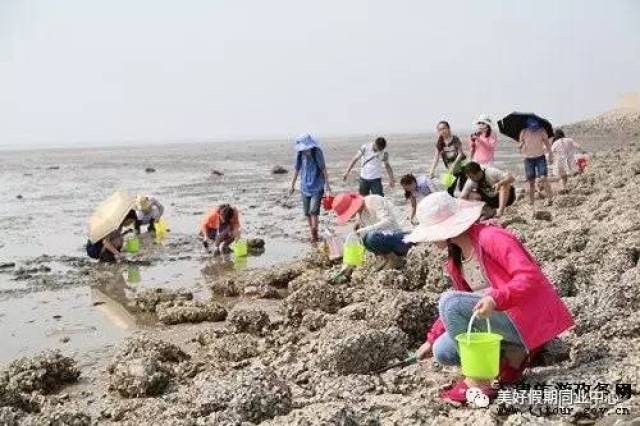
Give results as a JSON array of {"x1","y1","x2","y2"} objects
[{"x1": 294, "y1": 148, "x2": 326, "y2": 196}]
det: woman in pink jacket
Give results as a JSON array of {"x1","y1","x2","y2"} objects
[
  {"x1": 404, "y1": 192, "x2": 574, "y2": 404},
  {"x1": 469, "y1": 115, "x2": 498, "y2": 166}
]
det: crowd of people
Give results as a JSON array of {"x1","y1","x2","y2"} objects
[{"x1": 85, "y1": 114, "x2": 585, "y2": 406}]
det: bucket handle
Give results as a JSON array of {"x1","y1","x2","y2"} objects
[
  {"x1": 466, "y1": 311, "x2": 491, "y2": 343},
  {"x1": 344, "y1": 232, "x2": 363, "y2": 245}
]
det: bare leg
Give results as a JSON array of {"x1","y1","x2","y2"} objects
[
  {"x1": 528, "y1": 180, "x2": 536, "y2": 206},
  {"x1": 496, "y1": 184, "x2": 511, "y2": 217},
  {"x1": 561, "y1": 174, "x2": 568, "y2": 189},
  {"x1": 541, "y1": 177, "x2": 553, "y2": 205}
]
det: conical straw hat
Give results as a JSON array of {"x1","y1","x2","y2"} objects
[{"x1": 88, "y1": 190, "x2": 136, "y2": 243}]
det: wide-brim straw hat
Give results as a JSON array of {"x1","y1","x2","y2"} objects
[
  {"x1": 404, "y1": 192, "x2": 484, "y2": 243},
  {"x1": 89, "y1": 190, "x2": 136, "y2": 243},
  {"x1": 332, "y1": 192, "x2": 364, "y2": 225}
]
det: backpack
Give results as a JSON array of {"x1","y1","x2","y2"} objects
[{"x1": 86, "y1": 239, "x2": 103, "y2": 259}]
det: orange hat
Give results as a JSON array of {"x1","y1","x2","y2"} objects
[{"x1": 332, "y1": 192, "x2": 364, "y2": 225}]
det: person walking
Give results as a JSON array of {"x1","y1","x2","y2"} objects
[
  {"x1": 289, "y1": 134, "x2": 332, "y2": 243},
  {"x1": 343, "y1": 137, "x2": 395, "y2": 196}
]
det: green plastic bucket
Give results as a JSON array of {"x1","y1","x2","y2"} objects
[
  {"x1": 232, "y1": 239, "x2": 248, "y2": 257},
  {"x1": 126, "y1": 237, "x2": 140, "y2": 253},
  {"x1": 455, "y1": 312, "x2": 503, "y2": 380},
  {"x1": 440, "y1": 172, "x2": 457, "y2": 189},
  {"x1": 127, "y1": 266, "x2": 141, "y2": 283},
  {"x1": 343, "y1": 242, "x2": 365, "y2": 266}
]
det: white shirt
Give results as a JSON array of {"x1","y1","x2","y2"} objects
[
  {"x1": 460, "y1": 166, "x2": 509, "y2": 199},
  {"x1": 358, "y1": 195, "x2": 401, "y2": 234},
  {"x1": 359, "y1": 143, "x2": 389, "y2": 180}
]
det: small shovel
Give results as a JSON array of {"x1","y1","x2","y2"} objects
[{"x1": 374, "y1": 352, "x2": 417, "y2": 374}]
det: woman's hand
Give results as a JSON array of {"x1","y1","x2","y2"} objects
[
  {"x1": 416, "y1": 341, "x2": 432, "y2": 361},
  {"x1": 473, "y1": 296, "x2": 496, "y2": 319}
]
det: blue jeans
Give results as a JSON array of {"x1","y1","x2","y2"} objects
[
  {"x1": 524, "y1": 155, "x2": 548, "y2": 181},
  {"x1": 359, "y1": 178, "x2": 384, "y2": 196},
  {"x1": 362, "y1": 230, "x2": 411, "y2": 256},
  {"x1": 433, "y1": 290, "x2": 525, "y2": 366},
  {"x1": 301, "y1": 191, "x2": 323, "y2": 216}
]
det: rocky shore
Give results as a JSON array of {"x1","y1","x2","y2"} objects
[{"x1": 1, "y1": 147, "x2": 639, "y2": 425}]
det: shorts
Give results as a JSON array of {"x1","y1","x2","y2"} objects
[
  {"x1": 206, "y1": 224, "x2": 232, "y2": 241},
  {"x1": 362, "y1": 230, "x2": 411, "y2": 256},
  {"x1": 302, "y1": 192, "x2": 323, "y2": 216},
  {"x1": 359, "y1": 178, "x2": 384, "y2": 196},
  {"x1": 524, "y1": 155, "x2": 548, "y2": 181},
  {"x1": 479, "y1": 186, "x2": 516, "y2": 209}
]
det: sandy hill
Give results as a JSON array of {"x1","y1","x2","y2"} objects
[{"x1": 562, "y1": 107, "x2": 640, "y2": 138}]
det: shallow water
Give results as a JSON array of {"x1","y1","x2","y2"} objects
[{"x1": 0, "y1": 135, "x2": 523, "y2": 363}]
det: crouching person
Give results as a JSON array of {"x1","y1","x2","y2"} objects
[
  {"x1": 332, "y1": 192, "x2": 411, "y2": 270},
  {"x1": 200, "y1": 204, "x2": 241, "y2": 255},
  {"x1": 459, "y1": 161, "x2": 515, "y2": 217},
  {"x1": 405, "y1": 192, "x2": 574, "y2": 404}
]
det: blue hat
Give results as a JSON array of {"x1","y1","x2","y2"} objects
[
  {"x1": 526, "y1": 118, "x2": 541, "y2": 130},
  {"x1": 294, "y1": 133, "x2": 319, "y2": 152}
]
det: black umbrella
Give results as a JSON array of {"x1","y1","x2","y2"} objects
[{"x1": 498, "y1": 112, "x2": 553, "y2": 141}]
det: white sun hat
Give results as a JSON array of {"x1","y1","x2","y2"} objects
[
  {"x1": 474, "y1": 114, "x2": 493, "y2": 128},
  {"x1": 404, "y1": 192, "x2": 484, "y2": 243}
]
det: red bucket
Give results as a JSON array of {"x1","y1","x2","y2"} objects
[{"x1": 322, "y1": 195, "x2": 335, "y2": 211}]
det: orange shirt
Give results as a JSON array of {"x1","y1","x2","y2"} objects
[{"x1": 201, "y1": 207, "x2": 240, "y2": 233}]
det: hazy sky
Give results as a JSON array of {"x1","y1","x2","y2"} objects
[{"x1": 1, "y1": 0, "x2": 639, "y2": 148}]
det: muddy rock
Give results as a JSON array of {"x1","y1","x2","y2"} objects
[
  {"x1": 554, "y1": 194, "x2": 587, "y2": 208},
  {"x1": 532, "y1": 210, "x2": 552, "y2": 221},
  {"x1": 203, "y1": 333, "x2": 262, "y2": 362},
  {"x1": 366, "y1": 290, "x2": 439, "y2": 344},
  {"x1": 32, "y1": 408, "x2": 92, "y2": 425},
  {"x1": 264, "y1": 402, "x2": 379, "y2": 425},
  {"x1": 271, "y1": 165, "x2": 288, "y2": 174},
  {"x1": 227, "y1": 307, "x2": 270, "y2": 335},
  {"x1": 0, "y1": 407, "x2": 24, "y2": 425},
  {"x1": 145, "y1": 167, "x2": 156, "y2": 173},
  {"x1": 130, "y1": 289, "x2": 193, "y2": 313},
  {"x1": 210, "y1": 278, "x2": 240, "y2": 297},
  {"x1": 300, "y1": 310, "x2": 328, "y2": 331},
  {"x1": 243, "y1": 283, "x2": 281, "y2": 299},
  {"x1": 107, "y1": 337, "x2": 189, "y2": 398},
  {"x1": 316, "y1": 320, "x2": 409, "y2": 374},
  {"x1": 191, "y1": 366, "x2": 292, "y2": 423},
  {"x1": 156, "y1": 300, "x2": 227, "y2": 325},
  {"x1": 403, "y1": 245, "x2": 448, "y2": 292},
  {"x1": 0, "y1": 350, "x2": 80, "y2": 395},
  {"x1": 283, "y1": 281, "x2": 348, "y2": 320},
  {"x1": 247, "y1": 238, "x2": 265, "y2": 250}
]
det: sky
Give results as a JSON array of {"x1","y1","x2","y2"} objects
[{"x1": 0, "y1": 0, "x2": 639, "y2": 148}]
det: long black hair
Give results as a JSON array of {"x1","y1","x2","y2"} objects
[
  {"x1": 448, "y1": 241, "x2": 463, "y2": 269},
  {"x1": 436, "y1": 120, "x2": 451, "y2": 152}
]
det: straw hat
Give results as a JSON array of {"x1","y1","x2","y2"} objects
[
  {"x1": 332, "y1": 192, "x2": 364, "y2": 225},
  {"x1": 475, "y1": 114, "x2": 493, "y2": 128},
  {"x1": 404, "y1": 192, "x2": 484, "y2": 243},
  {"x1": 294, "y1": 133, "x2": 319, "y2": 152},
  {"x1": 88, "y1": 190, "x2": 136, "y2": 243}
]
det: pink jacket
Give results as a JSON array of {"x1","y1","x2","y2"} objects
[
  {"x1": 469, "y1": 133, "x2": 498, "y2": 165},
  {"x1": 426, "y1": 224, "x2": 574, "y2": 351}
]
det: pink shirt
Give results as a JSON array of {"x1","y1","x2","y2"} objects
[
  {"x1": 469, "y1": 133, "x2": 498, "y2": 165},
  {"x1": 519, "y1": 128, "x2": 549, "y2": 158},
  {"x1": 426, "y1": 224, "x2": 574, "y2": 351}
]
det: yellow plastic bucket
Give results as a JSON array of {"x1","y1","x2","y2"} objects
[
  {"x1": 343, "y1": 242, "x2": 365, "y2": 266},
  {"x1": 127, "y1": 266, "x2": 141, "y2": 283},
  {"x1": 232, "y1": 239, "x2": 248, "y2": 257},
  {"x1": 455, "y1": 312, "x2": 503, "y2": 380},
  {"x1": 440, "y1": 172, "x2": 457, "y2": 189},
  {"x1": 126, "y1": 237, "x2": 140, "y2": 253},
  {"x1": 155, "y1": 218, "x2": 168, "y2": 238}
]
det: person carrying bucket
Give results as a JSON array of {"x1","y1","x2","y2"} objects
[
  {"x1": 289, "y1": 134, "x2": 332, "y2": 243},
  {"x1": 332, "y1": 192, "x2": 412, "y2": 270},
  {"x1": 428, "y1": 121, "x2": 467, "y2": 196},
  {"x1": 200, "y1": 204, "x2": 241, "y2": 256},
  {"x1": 405, "y1": 192, "x2": 574, "y2": 404}
]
